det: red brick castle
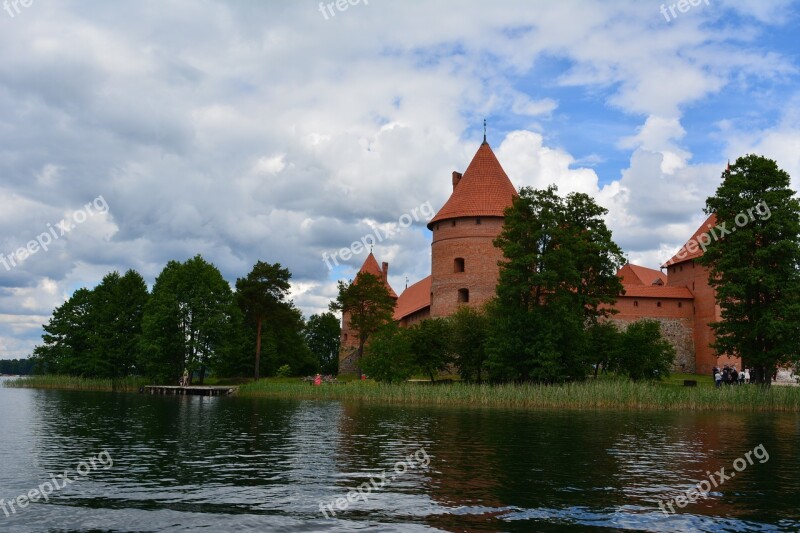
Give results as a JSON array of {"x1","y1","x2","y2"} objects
[{"x1": 339, "y1": 140, "x2": 737, "y2": 375}]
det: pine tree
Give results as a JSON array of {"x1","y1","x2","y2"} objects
[{"x1": 235, "y1": 261, "x2": 292, "y2": 380}]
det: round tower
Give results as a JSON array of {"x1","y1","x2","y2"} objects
[{"x1": 427, "y1": 141, "x2": 517, "y2": 318}]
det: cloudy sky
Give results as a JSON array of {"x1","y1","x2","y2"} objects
[{"x1": 1, "y1": 0, "x2": 798, "y2": 359}]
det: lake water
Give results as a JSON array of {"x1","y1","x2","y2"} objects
[{"x1": 1, "y1": 379, "x2": 799, "y2": 532}]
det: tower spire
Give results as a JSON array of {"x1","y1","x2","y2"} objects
[{"x1": 483, "y1": 119, "x2": 487, "y2": 144}]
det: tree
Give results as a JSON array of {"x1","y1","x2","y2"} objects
[
  {"x1": 488, "y1": 186, "x2": 625, "y2": 382},
  {"x1": 587, "y1": 321, "x2": 621, "y2": 378},
  {"x1": 330, "y1": 272, "x2": 395, "y2": 374},
  {"x1": 305, "y1": 312, "x2": 341, "y2": 374},
  {"x1": 450, "y1": 305, "x2": 489, "y2": 382},
  {"x1": 697, "y1": 155, "x2": 800, "y2": 385},
  {"x1": 612, "y1": 320, "x2": 675, "y2": 381},
  {"x1": 33, "y1": 288, "x2": 94, "y2": 376},
  {"x1": 89, "y1": 270, "x2": 149, "y2": 379},
  {"x1": 362, "y1": 322, "x2": 415, "y2": 383},
  {"x1": 235, "y1": 261, "x2": 292, "y2": 380},
  {"x1": 140, "y1": 256, "x2": 235, "y2": 384},
  {"x1": 407, "y1": 318, "x2": 452, "y2": 382}
]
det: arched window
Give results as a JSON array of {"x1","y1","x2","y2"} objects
[
  {"x1": 458, "y1": 288, "x2": 469, "y2": 303},
  {"x1": 454, "y1": 258, "x2": 465, "y2": 273}
]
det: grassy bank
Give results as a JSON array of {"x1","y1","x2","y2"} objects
[
  {"x1": 238, "y1": 378, "x2": 800, "y2": 412},
  {"x1": 4, "y1": 375, "x2": 149, "y2": 392},
  {"x1": 7, "y1": 374, "x2": 800, "y2": 412}
]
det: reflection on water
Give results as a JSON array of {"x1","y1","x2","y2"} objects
[{"x1": 0, "y1": 383, "x2": 798, "y2": 532}]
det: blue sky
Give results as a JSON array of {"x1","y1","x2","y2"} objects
[{"x1": 1, "y1": 0, "x2": 799, "y2": 358}]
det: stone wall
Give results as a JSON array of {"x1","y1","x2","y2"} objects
[{"x1": 611, "y1": 317, "x2": 696, "y2": 374}]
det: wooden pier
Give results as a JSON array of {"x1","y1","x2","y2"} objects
[{"x1": 142, "y1": 385, "x2": 238, "y2": 397}]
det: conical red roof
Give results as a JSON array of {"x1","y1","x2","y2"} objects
[
  {"x1": 356, "y1": 252, "x2": 397, "y2": 298},
  {"x1": 427, "y1": 142, "x2": 518, "y2": 228}
]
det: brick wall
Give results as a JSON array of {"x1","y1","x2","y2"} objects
[
  {"x1": 430, "y1": 216, "x2": 505, "y2": 317},
  {"x1": 665, "y1": 261, "x2": 739, "y2": 374}
]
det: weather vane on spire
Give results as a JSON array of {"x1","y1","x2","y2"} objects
[
  {"x1": 367, "y1": 237, "x2": 373, "y2": 254},
  {"x1": 483, "y1": 118, "x2": 487, "y2": 143}
]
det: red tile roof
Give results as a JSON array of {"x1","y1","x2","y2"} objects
[
  {"x1": 428, "y1": 142, "x2": 518, "y2": 228},
  {"x1": 393, "y1": 275, "x2": 431, "y2": 320},
  {"x1": 663, "y1": 214, "x2": 717, "y2": 267},
  {"x1": 621, "y1": 285, "x2": 694, "y2": 299},
  {"x1": 357, "y1": 253, "x2": 397, "y2": 298},
  {"x1": 617, "y1": 264, "x2": 667, "y2": 286}
]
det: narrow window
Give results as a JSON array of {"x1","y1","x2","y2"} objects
[
  {"x1": 633, "y1": 301, "x2": 639, "y2": 307},
  {"x1": 452, "y1": 220, "x2": 456, "y2": 227},
  {"x1": 657, "y1": 301, "x2": 662, "y2": 308},
  {"x1": 343, "y1": 333, "x2": 348, "y2": 342},
  {"x1": 454, "y1": 258, "x2": 465, "y2": 273},
  {"x1": 458, "y1": 288, "x2": 469, "y2": 303},
  {"x1": 678, "y1": 302, "x2": 683, "y2": 308},
  {"x1": 476, "y1": 217, "x2": 481, "y2": 225}
]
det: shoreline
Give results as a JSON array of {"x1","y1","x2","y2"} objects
[{"x1": 7, "y1": 375, "x2": 800, "y2": 412}]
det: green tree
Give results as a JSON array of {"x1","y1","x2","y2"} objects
[
  {"x1": 612, "y1": 320, "x2": 675, "y2": 381},
  {"x1": 89, "y1": 270, "x2": 149, "y2": 379},
  {"x1": 488, "y1": 186, "x2": 625, "y2": 382},
  {"x1": 305, "y1": 312, "x2": 341, "y2": 374},
  {"x1": 140, "y1": 256, "x2": 235, "y2": 384},
  {"x1": 33, "y1": 288, "x2": 94, "y2": 376},
  {"x1": 362, "y1": 322, "x2": 415, "y2": 383},
  {"x1": 330, "y1": 272, "x2": 395, "y2": 374},
  {"x1": 450, "y1": 305, "x2": 489, "y2": 382},
  {"x1": 587, "y1": 321, "x2": 621, "y2": 378},
  {"x1": 408, "y1": 318, "x2": 452, "y2": 382},
  {"x1": 697, "y1": 155, "x2": 800, "y2": 385},
  {"x1": 235, "y1": 261, "x2": 292, "y2": 380}
]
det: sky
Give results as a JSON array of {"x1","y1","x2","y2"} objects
[{"x1": 1, "y1": 0, "x2": 799, "y2": 359}]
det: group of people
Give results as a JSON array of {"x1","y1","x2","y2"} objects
[{"x1": 713, "y1": 365, "x2": 749, "y2": 387}]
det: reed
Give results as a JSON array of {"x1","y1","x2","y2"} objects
[
  {"x1": 238, "y1": 378, "x2": 800, "y2": 412},
  {"x1": 3, "y1": 375, "x2": 148, "y2": 392}
]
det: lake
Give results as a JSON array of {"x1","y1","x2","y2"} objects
[{"x1": 1, "y1": 379, "x2": 799, "y2": 531}]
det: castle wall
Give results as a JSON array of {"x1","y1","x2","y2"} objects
[
  {"x1": 430, "y1": 216, "x2": 505, "y2": 318},
  {"x1": 665, "y1": 261, "x2": 739, "y2": 375}
]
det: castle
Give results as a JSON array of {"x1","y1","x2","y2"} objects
[{"x1": 339, "y1": 140, "x2": 737, "y2": 376}]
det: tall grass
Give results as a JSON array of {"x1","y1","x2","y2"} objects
[
  {"x1": 4, "y1": 375, "x2": 148, "y2": 392},
  {"x1": 238, "y1": 379, "x2": 800, "y2": 412}
]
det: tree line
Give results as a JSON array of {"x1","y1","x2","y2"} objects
[
  {"x1": 0, "y1": 358, "x2": 35, "y2": 375},
  {"x1": 33, "y1": 256, "x2": 340, "y2": 383}
]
